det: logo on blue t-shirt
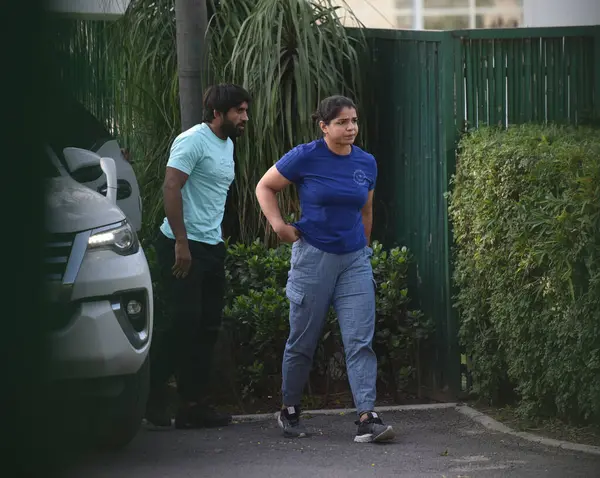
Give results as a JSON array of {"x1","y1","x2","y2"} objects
[{"x1": 353, "y1": 169, "x2": 367, "y2": 186}]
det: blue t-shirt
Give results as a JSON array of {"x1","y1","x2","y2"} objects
[
  {"x1": 275, "y1": 138, "x2": 377, "y2": 254},
  {"x1": 160, "y1": 123, "x2": 235, "y2": 244}
]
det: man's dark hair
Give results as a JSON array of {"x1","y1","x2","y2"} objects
[
  {"x1": 311, "y1": 95, "x2": 357, "y2": 125},
  {"x1": 202, "y1": 83, "x2": 251, "y2": 122}
]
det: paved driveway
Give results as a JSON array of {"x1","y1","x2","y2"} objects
[{"x1": 65, "y1": 408, "x2": 600, "y2": 477}]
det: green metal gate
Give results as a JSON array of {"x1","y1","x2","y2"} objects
[{"x1": 359, "y1": 26, "x2": 600, "y2": 400}]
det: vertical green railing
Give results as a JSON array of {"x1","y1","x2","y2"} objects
[
  {"x1": 449, "y1": 26, "x2": 599, "y2": 396},
  {"x1": 453, "y1": 27, "x2": 599, "y2": 130},
  {"x1": 359, "y1": 25, "x2": 599, "y2": 400}
]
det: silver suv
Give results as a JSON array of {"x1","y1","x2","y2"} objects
[{"x1": 44, "y1": 99, "x2": 153, "y2": 449}]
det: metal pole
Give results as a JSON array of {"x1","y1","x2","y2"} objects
[
  {"x1": 413, "y1": 0, "x2": 423, "y2": 30},
  {"x1": 469, "y1": 0, "x2": 476, "y2": 28},
  {"x1": 175, "y1": 0, "x2": 208, "y2": 131}
]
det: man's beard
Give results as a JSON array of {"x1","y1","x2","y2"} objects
[{"x1": 222, "y1": 119, "x2": 245, "y2": 139}]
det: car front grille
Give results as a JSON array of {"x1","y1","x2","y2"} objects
[{"x1": 45, "y1": 232, "x2": 76, "y2": 281}]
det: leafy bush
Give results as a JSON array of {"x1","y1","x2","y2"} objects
[
  {"x1": 449, "y1": 124, "x2": 600, "y2": 423},
  {"x1": 146, "y1": 238, "x2": 430, "y2": 405},
  {"x1": 371, "y1": 243, "x2": 433, "y2": 399},
  {"x1": 222, "y1": 240, "x2": 431, "y2": 402}
]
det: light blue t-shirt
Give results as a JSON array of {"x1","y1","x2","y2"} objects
[{"x1": 160, "y1": 122, "x2": 235, "y2": 244}]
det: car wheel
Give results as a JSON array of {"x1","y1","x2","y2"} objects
[{"x1": 92, "y1": 355, "x2": 150, "y2": 450}]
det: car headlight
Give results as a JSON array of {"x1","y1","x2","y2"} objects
[{"x1": 88, "y1": 220, "x2": 139, "y2": 256}]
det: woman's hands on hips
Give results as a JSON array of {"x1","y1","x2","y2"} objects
[{"x1": 274, "y1": 223, "x2": 301, "y2": 243}]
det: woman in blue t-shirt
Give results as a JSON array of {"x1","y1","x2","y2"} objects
[{"x1": 255, "y1": 95, "x2": 395, "y2": 443}]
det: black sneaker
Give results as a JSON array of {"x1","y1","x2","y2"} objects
[
  {"x1": 354, "y1": 411, "x2": 395, "y2": 443},
  {"x1": 277, "y1": 405, "x2": 308, "y2": 438},
  {"x1": 174, "y1": 404, "x2": 232, "y2": 429}
]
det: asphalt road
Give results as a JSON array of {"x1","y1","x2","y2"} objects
[{"x1": 64, "y1": 408, "x2": 600, "y2": 477}]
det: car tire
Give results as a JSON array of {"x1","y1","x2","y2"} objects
[{"x1": 92, "y1": 355, "x2": 150, "y2": 450}]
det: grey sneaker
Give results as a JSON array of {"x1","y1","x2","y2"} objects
[
  {"x1": 277, "y1": 406, "x2": 308, "y2": 438},
  {"x1": 354, "y1": 411, "x2": 395, "y2": 443}
]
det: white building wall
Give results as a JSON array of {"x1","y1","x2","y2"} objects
[
  {"x1": 336, "y1": 0, "x2": 399, "y2": 29},
  {"x1": 333, "y1": 0, "x2": 523, "y2": 30},
  {"x1": 45, "y1": 0, "x2": 131, "y2": 20},
  {"x1": 523, "y1": 0, "x2": 600, "y2": 27}
]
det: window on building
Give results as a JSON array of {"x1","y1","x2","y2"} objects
[
  {"x1": 396, "y1": 15, "x2": 412, "y2": 28},
  {"x1": 477, "y1": 14, "x2": 520, "y2": 28},
  {"x1": 395, "y1": 0, "x2": 412, "y2": 8},
  {"x1": 424, "y1": 15, "x2": 469, "y2": 30},
  {"x1": 477, "y1": 0, "x2": 523, "y2": 5},
  {"x1": 424, "y1": 0, "x2": 469, "y2": 7}
]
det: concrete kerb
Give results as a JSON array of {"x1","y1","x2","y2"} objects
[
  {"x1": 231, "y1": 403, "x2": 458, "y2": 423},
  {"x1": 231, "y1": 402, "x2": 600, "y2": 456},
  {"x1": 455, "y1": 404, "x2": 600, "y2": 457}
]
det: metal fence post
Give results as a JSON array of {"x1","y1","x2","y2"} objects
[{"x1": 438, "y1": 31, "x2": 462, "y2": 399}]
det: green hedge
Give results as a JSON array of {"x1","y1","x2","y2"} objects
[
  {"x1": 147, "y1": 240, "x2": 432, "y2": 404},
  {"x1": 223, "y1": 240, "x2": 432, "y2": 402},
  {"x1": 449, "y1": 124, "x2": 600, "y2": 423}
]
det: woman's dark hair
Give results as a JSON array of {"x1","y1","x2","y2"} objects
[
  {"x1": 311, "y1": 95, "x2": 357, "y2": 125},
  {"x1": 203, "y1": 83, "x2": 251, "y2": 122}
]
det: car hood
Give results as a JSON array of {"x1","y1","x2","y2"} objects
[{"x1": 45, "y1": 176, "x2": 126, "y2": 234}]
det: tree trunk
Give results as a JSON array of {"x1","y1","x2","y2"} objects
[{"x1": 174, "y1": 0, "x2": 208, "y2": 131}]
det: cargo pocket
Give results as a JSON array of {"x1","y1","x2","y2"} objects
[{"x1": 285, "y1": 283, "x2": 305, "y2": 306}]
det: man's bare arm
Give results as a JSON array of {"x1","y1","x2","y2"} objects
[{"x1": 163, "y1": 166, "x2": 190, "y2": 243}]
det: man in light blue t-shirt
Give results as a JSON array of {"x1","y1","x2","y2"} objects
[{"x1": 146, "y1": 84, "x2": 251, "y2": 430}]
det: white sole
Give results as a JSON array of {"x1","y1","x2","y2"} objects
[{"x1": 354, "y1": 426, "x2": 395, "y2": 443}]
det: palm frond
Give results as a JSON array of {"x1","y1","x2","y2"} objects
[{"x1": 209, "y1": 0, "x2": 366, "y2": 243}]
